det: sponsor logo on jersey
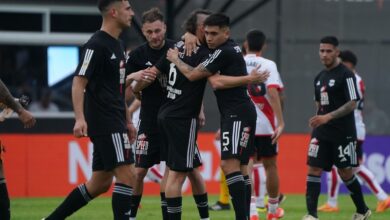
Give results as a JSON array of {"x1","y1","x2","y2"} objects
[
  {"x1": 119, "y1": 60, "x2": 125, "y2": 84},
  {"x1": 320, "y1": 86, "x2": 329, "y2": 105},
  {"x1": 308, "y1": 138, "x2": 319, "y2": 157},
  {"x1": 136, "y1": 133, "x2": 149, "y2": 155},
  {"x1": 240, "y1": 126, "x2": 251, "y2": 147}
]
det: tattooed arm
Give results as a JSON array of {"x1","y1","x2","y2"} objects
[
  {"x1": 0, "y1": 79, "x2": 35, "y2": 128},
  {"x1": 0, "y1": 79, "x2": 23, "y2": 113},
  {"x1": 309, "y1": 100, "x2": 356, "y2": 128}
]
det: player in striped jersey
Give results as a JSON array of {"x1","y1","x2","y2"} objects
[
  {"x1": 244, "y1": 30, "x2": 285, "y2": 220},
  {"x1": 318, "y1": 50, "x2": 390, "y2": 213},
  {"x1": 303, "y1": 36, "x2": 370, "y2": 220}
]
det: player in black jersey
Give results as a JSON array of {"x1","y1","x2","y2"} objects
[
  {"x1": 126, "y1": 8, "x2": 209, "y2": 220},
  {"x1": 303, "y1": 36, "x2": 370, "y2": 220},
  {"x1": 167, "y1": 13, "x2": 267, "y2": 220},
  {"x1": 0, "y1": 79, "x2": 35, "y2": 220},
  {"x1": 43, "y1": 1, "x2": 154, "y2": 220}
]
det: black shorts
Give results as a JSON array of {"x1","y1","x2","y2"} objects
[
  {"x1": 356, "y1": 140, "x2": 363, "y2": 160},
  {"x1": 306, "y1": 135, "x2": 358, "y2": 171},
  {"x1": 254, "y1": 136, "x2": 278, "y2": 159},
  {"x1": 135, "y1": 123, "x2": 164, "y2": 168},
  {"x1": 158, "y1": 117, "x2": 202, "y2": 172},
  {"x1": 220, "y1": 116, "x2": 255, "y2": 165},
  {"x1": 90, "y1": 132, "x2": 134, "y2": 171}
]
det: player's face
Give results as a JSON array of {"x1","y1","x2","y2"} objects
[
  {"x1": 113, "y1": 1, "x2": 134, "y2": 29},
  {"x1": 319, "y1": 43, "x2": 339, "y2": 68},
  {"x1": 142, "y1": 20, "x2": 166, "y2": 49},
  {"x1": 204, "y1": 25, "x2": 229, "y2": 49}
]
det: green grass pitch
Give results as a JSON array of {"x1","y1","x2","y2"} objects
[{"x1": 11, "y1": 194, "x2": 390, "y2": 219}]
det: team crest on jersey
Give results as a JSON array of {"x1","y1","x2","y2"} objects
[
  {"x1": 320, "y1": 86, "x2": 329, "y2": 105},
  {"x1": 308, "y1": 138, "x2": 319, "y2": 157},
  {"x1": 240, "y1": 127, "x2": 251, "y2": 147},
  {"x1": 316, "y1": 81, "x2": 320, "y2": 86},
  {"x1": 136, "y1": 133, "x2": 149, "y2": 155},
  {"x1": 328, "y1": 79, "x2": 335, "y2": 87}
]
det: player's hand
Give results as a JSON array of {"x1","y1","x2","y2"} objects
[
  {"x1": 18, "y1": 109, "x2": 36, "y2": 128},
  {"x1": 198, "y1": 109, "x2": 206, "y2": 129},
  {"x1": 249, "y1": 64, "x2": 270, "y2": 84},
  {"x1": 133, "y1": 91, "x2": 142, "y2": 100},
  {"x1": 128, "y1": 68, "x2": 156, "y2": 83},
  {"x1": 182, "y1": 32, "x2": 200, "y2": 57},
  {"x1": 309, "y1": 114, "x2": 332, "y2": 128},
  {"x1": 127, "y1": 123, "x2": 137, "y2": 144},
  {"x1": 73, "y1": 119, "x2": 88, "y2": 138},
  {"x1": 214, "y1": 129, "x2": 221, "y2": 141},
  {"x1": 166, "y1": 48, "x2": 180, "y2": 63},
  {"x1": 271, "y1": 123, "x2": 284, "y2": 144}
]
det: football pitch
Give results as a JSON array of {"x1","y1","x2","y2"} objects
[{"x1": 11, "y1": 194, "x2": 390, "y2": 219}]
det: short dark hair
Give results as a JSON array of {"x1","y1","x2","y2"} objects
[
  {"x1": 246, "y1": 29, "x2": 266, "y2": 52},
  {"x1": 204, "y1": 13, "x2": 230, "y2": 28},
  {"x1": 339, "y1": 50, "x2": 358, "y2": 67},
  {"x1": 142, "y1": 7, "x2": 164, "y2": 24},
  {"x1": 182, "y1": 9, "x2": 212, "y2": 34},
  {"x1": 320, "y1": 36, "x2": 339, "y2": 47},
  {"x1": 97, "y1": 0, "x2": 122, "y2": 13}
]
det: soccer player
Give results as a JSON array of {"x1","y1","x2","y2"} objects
[
  {"x1": 318, "y1": 50, "x2": 390, "y2": 213},
  {"x1": 167, "y1": 13, "x2": 266, "y2": 220},
  {"x1": 0, "y1": 79, "x2": 35, "y2": 220},
  {"x1": 244, "y1": 29, "x2": 285, "y2": 220},
  {"x1": 43, "y1": 1, "x2": 155, "y2": 219},
  {"x1": 125, "y1": 8, "x2": 177, "y2": 219},
  {"x1": 303, "y1": 36, "x2": 371, "y2": 220}
]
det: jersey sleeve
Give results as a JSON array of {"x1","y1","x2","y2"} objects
[
  {"x1": 155, "y1": 56, "x2": 169, "y2": 75},
  {"x1": 201, "y1": 49, "x2": 229, "y2": 74},
  {"x1": 126, "y1": 50, "x2": 142, "y2": 74},
  {"x1": 265, "y1": 61, "x2": 284, "y2": 90},
  {"x1": 314, "y1": 75, "x2": 320, "y2": 102},
  {"x1": 344, "y1": 72, "x2": 360, "y2": 101},
  {"x1": 74, "y1": 43, "x2": 103, "y2": 80}
]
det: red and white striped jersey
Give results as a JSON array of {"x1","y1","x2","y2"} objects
[
  {"x1": 354, "y1": 73, "x2": 366, "y2": 141},
  {"x1": 244, "y1": 54, "x2": 284, "y2": 136}
]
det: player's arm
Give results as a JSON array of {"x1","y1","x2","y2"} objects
[
  {"x1": 0, "y1": 79, "x2": 35, "y2": 128},
  {"x1": 208, "y1": 66, "x2": 269, "y2": 90},
  {"x1": 167, "y1": 48, "x2": 211, "y2": 81},
  {"x1": 125, "y1": 100, "x2": 136, "y2": 143},
  {"x1": 72, "y1": 76, "x2": 88, "y2": 137},
  {"x1": 267, "y1": 87, "x2": 285, "y2": 144},
  {"x1": 131, "y1": 66, "x2": 161, "y2": 93},
  {"x1": 310, "y1": 101, "x2": 356, "y2": 128}
]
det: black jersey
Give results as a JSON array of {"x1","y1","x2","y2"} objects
[
  {"x1": 127, "y1": 39, "x2": 175, "y2": 130},
  {"x1": 74, "y1": 31, "x2": 128, "y2": 136},
  {"x1": 313, "y1": 64, "x2": 360, "y2": 140},
  {"x1": 156, "y1": 41, "x2": 210, "y2": 119},
  {"x1": 202, "y1": 39, "x2": 255, "y2": 118}
]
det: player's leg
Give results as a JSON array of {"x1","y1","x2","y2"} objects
[
  {"x1": 129, "y1": 167, "x2": 148, "y2": 218},
  {"x1": 247, "y1": 158, "x2": 259, "y2": 220},
  {"x1": 188, "y1": 147, "x2": 209, "y2": 220},
  {"x1": 356, "y1": 165, "x2": 390, "y2": 212},
  {"x1": 45, "y1": 134, "x2": 121, "y2": 220},
  {"x1": 335, "y1": 139, "x2": 370, "y2": 218},
  {"x1": 252, "y1": 162, "x2": 267, "y2": 210},
  {"x1": 96, "y1": 132, "x2": 135, "y2": 220},
  {"x1": 160, "y1": 166, "x2": 169, "y2": 220},
  {"x1": 45, "y1": 170, "x2": 113, "y2": 220},
  {"x1": 162, "y1": 117, "x2": 198, "y2": 220},
  {"x1": 304, "y1": 137, "x2": 330, "y2": 219},
  {"x1": 318, "y1": 166, "x2": 340, "y2": 212},
  {"x1": 0, "y1": 158, "x2": 10, "y2": 220},
  {"x1": 188, "y1": 168, "x2": 209, "y2": 220},
  {"x1": 209, "y1": 170, "x2": 230, "y2": 211}
]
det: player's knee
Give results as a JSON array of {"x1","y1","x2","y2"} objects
[
  {"x1": 134, "y1": 168, "x2": 147, "y2": 182},
  {"x1": 220, "y1": 159, "x2": 240, "y2": 175},
  {"x1": 307, "y1": 166, "x2": 322, "y2": 176}
]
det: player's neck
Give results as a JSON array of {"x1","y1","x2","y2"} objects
[
  {"x1": 247, "y1": 51, "x2": 262, "y2": 57},
  {"x1": 325, "y1": 59, "x2": 340, "y2": 71},
  {"x1": 100, "y1": 20, "x2": 122, "y2": 40}
]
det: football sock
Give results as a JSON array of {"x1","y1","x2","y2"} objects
[
  {"x1": 0, "y1": 178, "x2": 10, "y2": 220},
  {"x1": 327, "y1": 166, "x2": 340, "y2": 207},
  {"x1": 244, "y1": 175, "x2": 251, "y2": 218},
  {"x1": 306, "y1": 175, "x2": 321, "y2": 218},
  {"x1": 344, "y1": 175, "x2": 369, "y2": 214},
  {"x1": 356, "y1": 165, "x2": 388, "y2": 201},
  {"x1": 160, "y1": 192, "x2": 168, "y2": 220},
  {"x1": 226, "y1": 171, "x2": 247, "y2": 220},
  {"x1": 193, "y1": 193, "x2": 209, "y2": 219},
  {"x1": 129, "y1": 194, "x2": 142, "y2": 218},
  {"x1": 112, "y1": 183, "x2": 133, "y2": 220},
  {"x1": 167, "y1": 196, "x2": 182, "y2": 220}
]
